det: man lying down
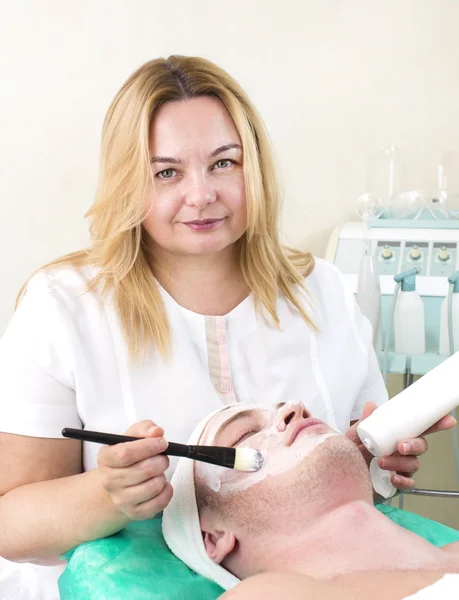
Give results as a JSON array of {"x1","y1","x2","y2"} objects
[{"x1": 162, "y1": 402, "x2": 459, "y2": 600}]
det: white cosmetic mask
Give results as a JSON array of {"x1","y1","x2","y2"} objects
[{"x1": 196, "y1": 403, "x2": 340, "y2": 494}]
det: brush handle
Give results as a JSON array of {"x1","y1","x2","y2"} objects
[
  {"x1": 61, "y1": 428, "x2": 236, "y2": 468},
  {"x1": 62, "y1": 428, "x2": 188, "y2": 455}
]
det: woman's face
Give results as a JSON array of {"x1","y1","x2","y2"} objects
[{"x1": 144, "y1": 96, "x2": 247, "y2": 260}]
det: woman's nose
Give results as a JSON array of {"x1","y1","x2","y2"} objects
[
  {"x1": 275, "y1": 402, "x2": 310, "y2": 431},
  {"x1": 184, "y1": 172, "x2": 217, "y2": 209}
]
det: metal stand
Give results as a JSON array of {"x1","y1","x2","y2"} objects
[{"x1": 403, "y1": 488, "x2": 459, "y2": 498}]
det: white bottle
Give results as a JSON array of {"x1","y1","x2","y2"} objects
[
  {"x1": 357, "y1": 251, "x2": 382, "y2": 355},
  {"x1": 439, "y1": 276, "x2": 459, "y2": 356},
  {"x1": 357, "y1": 351, "x2": 459, "y2": 497},
  {"x1": 393, "y1": 270, "x2": 425, "y2": 355}
]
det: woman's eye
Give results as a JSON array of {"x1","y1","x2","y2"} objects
[
  {"x1": 213, "y1": 159, "x2": 235, "y2": 170},
  {"x1": 156, "y1": 168, "x2": 176, "y2": 180}
]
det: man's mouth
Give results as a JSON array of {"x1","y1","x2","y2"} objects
[{"x1": 287, "y1": 418, "x2": 326, "y2": 446}]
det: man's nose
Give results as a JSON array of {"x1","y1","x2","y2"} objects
[
  {"x1": 275, "y1": 402, "x2": 311, "y2": 431},
  {"x1": 184, "y1": 172, "x2": 217, "y2": 209}
]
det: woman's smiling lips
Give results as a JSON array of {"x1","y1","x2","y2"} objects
[
  {"x1": 286, "y1": 418, "x2": 327, "y2": 446},
  {"x1": 183, "y1": 218, "x2": 225, "y2": 231}
]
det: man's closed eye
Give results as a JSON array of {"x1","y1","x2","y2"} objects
[{"x1": 232, "y1": 429, "x2": 258, "y2": 446}]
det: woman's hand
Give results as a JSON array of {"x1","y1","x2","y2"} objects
[
  {"x1": 346, "y1": 401, "x2": 456, "y2": 490},
  {"x1": 97, "y1": 420, "x2": 173, "y2": 520}
]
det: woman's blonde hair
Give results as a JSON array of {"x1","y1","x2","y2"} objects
[{"x1": 18, "y1": 55, "x2": 315, "y2": 360}]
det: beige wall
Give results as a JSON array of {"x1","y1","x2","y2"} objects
[{"x1": 1, "y1": 1, "x2": 459, "y2": 524}]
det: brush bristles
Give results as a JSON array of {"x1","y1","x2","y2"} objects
[
  {"x1": 186, "y1": 445, "x2": 264, "y2": 471},
  {"x1": 233, "y1": 448, "x2": 264, "y2": 472}
]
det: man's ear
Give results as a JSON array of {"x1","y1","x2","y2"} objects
[{"x1": 201, "y1": 514, "x2": 236, "y2": 563}]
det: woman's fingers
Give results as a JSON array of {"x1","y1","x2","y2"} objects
[
  {"x1": 378, "y1": 454, "x2": 420, "y2": 474},
  {"x1": 110, "y1": 475, "x2": 174, "y2": 519},
  {"x1": 421, "y1": 414, "x2": 456, "y2": 436},
  {"x1": 128, "y1": 483, "x2": 174, "y2": 520},
  {"x1": 391, "y1": 473, "x2": 416, "y2": 490},
  {"x1": 124, "y1": 419, "x2": 164, "y2": 439},
  {"x1": 396, "y1": 437, "x2": 428, "y2": 457},
  {"x1": 97, "y1": 419, "x2": 172, "y2": 520},
  {"x1": 98, "y1": 437, "x2": 168, "y2": 469},
  {"x1": 102, "y1": 454, "x2": 170, "y2": 490}
]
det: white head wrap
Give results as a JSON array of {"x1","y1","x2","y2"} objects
[{"x1": 162, "y1": 405, "x2": 242, "y2": 590}]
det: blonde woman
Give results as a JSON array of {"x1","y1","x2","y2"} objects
[{"x1": 0, "y1": 56, "x2": 453, "y2": 600}]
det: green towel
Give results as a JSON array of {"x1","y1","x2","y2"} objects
[
  {"x1": 60, "y1": 506, "x2": 459, "y2": 600},
  {"x1": 376, "y1": 503, "x2": 459, "y2": 545}
]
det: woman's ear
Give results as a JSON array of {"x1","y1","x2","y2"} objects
[{"x1": 202, "y1": 527, "x2": 236, "y2": 563}]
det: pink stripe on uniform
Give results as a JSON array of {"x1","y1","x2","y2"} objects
[{"x1": 215, "y1": 316, "x2": 237, "y2": 404}]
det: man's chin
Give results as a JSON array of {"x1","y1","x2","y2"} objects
[{"x1": 286, "y1": 433, "x2": 369, "y2": 487}]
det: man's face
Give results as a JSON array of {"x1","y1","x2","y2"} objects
[
  {"x1": 195, "y1": 402, "x2": 372, "y2": 540},
  {"x1": 196, "y1": 402, "x2": 339, "y2": 495}
]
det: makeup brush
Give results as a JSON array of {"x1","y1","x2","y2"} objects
[{"x1": 61, "y1": 428, "x2": 264, "y2": 472}]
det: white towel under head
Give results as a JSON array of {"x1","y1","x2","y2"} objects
[
  {"x1": 162, "y1": 404, "x2": 243, "y2": 591},
  {"x1": 403, "y1": 574, "x2": 459, "y2": 599}
]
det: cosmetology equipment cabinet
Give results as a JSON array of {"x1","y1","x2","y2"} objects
[
  {"x1": 326, "y1": 216, "x2": 459, "y2": 511},
  {"x1": 325, "y1": 217, "x2": 459, "y2": 381}
]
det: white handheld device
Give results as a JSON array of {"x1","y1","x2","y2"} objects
[{"x1": 357, "y1": 352, "x2": 459, "y2": 498}]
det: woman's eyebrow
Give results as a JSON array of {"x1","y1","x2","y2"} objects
[
  {"x1": 150, "y1": 143, "x2": 242, "y2": 164},
  {"x1": 150, "y1": 155, "x2": 181, "y2": 164},
  {"x1": 209, "y1": 143, "x2": 242, "y2": 157}
]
